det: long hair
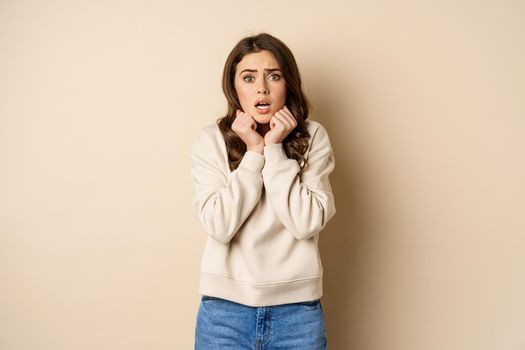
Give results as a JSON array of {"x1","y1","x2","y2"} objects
[{"x1": 218, "y1": 33, "x2": 311, "y2": 171}]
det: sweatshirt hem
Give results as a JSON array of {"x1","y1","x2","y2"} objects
[
  {"x1": 198, "y1": 271, "x2": 323, "y2": 307},
  {"x1": 263, "y1": 143, "x2": 288, "y2": 163},
  {"x1": 239, "y1": 151, "x2": 265, "y2": 173}
]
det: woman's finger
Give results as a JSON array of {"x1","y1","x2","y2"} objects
[
  {"x1": 274, "y1": 112, "x2": 292, "y2": 130},
  {"x1": 271, "y1": 114, "x2": 288, "y2": 129},
  {"x1": 281, "y1": 107, "x2": 297, "y2": 127}
]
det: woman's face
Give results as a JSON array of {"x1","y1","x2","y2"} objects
[{"x1": 234, "y1": 50, "x2": 287, "y2": 125}]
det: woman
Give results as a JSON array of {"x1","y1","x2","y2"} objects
[{"x1": 191, "y1": 32, "x2": 336, "y2": 349}]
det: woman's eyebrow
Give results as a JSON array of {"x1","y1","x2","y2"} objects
[{"x1": 239, "y1": 68, "x2": 281, "y2": 74}]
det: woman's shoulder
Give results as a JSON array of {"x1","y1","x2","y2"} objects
[
  {"x1": 191, "y1": 121, "x2": 225, "y2": 153},
  {"x1": 197, "y1": 121, "x2": 221, "y2": 136},
  {"x1": 193, "y1": 121, "x2": 222, "y2": 142},
  {"x1": 305, "y1": 119, "x2": 332, "y2": 143}
]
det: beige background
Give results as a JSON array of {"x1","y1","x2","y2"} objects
[{"x1": 1, "y1": 0, "x2": 524, "y2": 349}]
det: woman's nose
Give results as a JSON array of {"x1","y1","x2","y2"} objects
[{"x1": 257, "y1": 81, "x2": 269, "y2": 94}]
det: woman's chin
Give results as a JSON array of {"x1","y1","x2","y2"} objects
[{"x1": 254, "y1": 116, "x2": 271, "y2": 124}]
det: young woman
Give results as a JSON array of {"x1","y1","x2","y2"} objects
[{"x1": 190, "y1": 32, "x2": 336, "y2": 349}]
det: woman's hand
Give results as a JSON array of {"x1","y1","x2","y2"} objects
[
  {"x1": 264, "y1": 106, "x2": 297, "y2": 145},
  {"x1": 232, "y1": 110, "x2": 264, "y2": 154}
]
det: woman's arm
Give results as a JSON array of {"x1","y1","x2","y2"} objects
[
  {"x1": 190, "y1": 127, "x2": 264, "y2": 244},
  {"x1": 261, "y1": 122, "x2": 336, "y2": 240}
]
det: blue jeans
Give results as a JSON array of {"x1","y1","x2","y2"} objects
[{"x1": 194, "y1": 295, "x2": 327, "y2": 349}]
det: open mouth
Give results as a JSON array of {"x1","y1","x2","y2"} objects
[{"x1": 255, "y1": 101, "x2": 271, "y2": 111}]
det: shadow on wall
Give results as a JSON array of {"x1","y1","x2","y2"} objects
[{"x1": 307, "y1": 61, "x2": 378, "y2": 349}]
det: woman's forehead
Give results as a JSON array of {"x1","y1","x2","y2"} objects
[{"x1": 237, "y1": 50, "x2": 280, "y2": 70}]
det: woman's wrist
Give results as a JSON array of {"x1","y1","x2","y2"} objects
[
  {"x1": 264, "y1": 139, "x2": 281, "y2": 146},
  {"x1": 247, "y1": 143, "x2": 264, "y2": 154}
]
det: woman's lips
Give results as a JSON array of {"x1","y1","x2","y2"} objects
[
  {"x1": 254, "y1": 98, "x2": 271, "y2": 115},
  {"x1": 255, "y1": 104, "x2": 271, "y2": 114}
]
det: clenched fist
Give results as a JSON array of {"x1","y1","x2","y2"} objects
[
  {"x1": 264, "y1": 106, "x2": 297, "y2": 145},
  {"x1": 232, "y1": 110, "x2": 265, "y2": 154}
]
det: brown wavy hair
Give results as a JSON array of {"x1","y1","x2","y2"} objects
[{"x1": 218, "y1": 32, "x2": 312, "y2": 171}]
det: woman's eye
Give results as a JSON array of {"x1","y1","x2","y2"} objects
[
  {"x1": 269, "y1": 74, "x2": 281, "y2": 81},
  {"x1": 243, "y1": 75, "x2": 254, "y2": 82}
]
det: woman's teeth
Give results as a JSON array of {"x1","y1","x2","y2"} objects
[{"x1": 256, "y1": 104, "x2": 270, "y2": 110}]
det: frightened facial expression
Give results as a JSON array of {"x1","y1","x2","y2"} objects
[{"x1": 234, "y1": 50, "x2": 287, "y2": 124}]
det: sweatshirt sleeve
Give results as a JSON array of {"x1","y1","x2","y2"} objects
[
  {"x1": 261, "y1": 122, "x2": 336, "y2": 240},
  {"x1": 190, "y1": 127, "x2": 265, "y2": 244}
]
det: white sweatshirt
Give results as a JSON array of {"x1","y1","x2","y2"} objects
[{"x1": 190, "y1": 119, "x2": 336, "y2": 307}]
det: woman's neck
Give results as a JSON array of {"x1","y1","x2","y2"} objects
[{"x1": 256, "y1": 123, "x2": 270, "y2": 136}]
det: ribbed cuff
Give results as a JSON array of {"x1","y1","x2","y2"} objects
[
  {"x1": 239, "y1": 151, "x2": 265, "y2": 173},
  {"x1": 263, "y1": 143, "x2": 288, "y2": 163}
]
